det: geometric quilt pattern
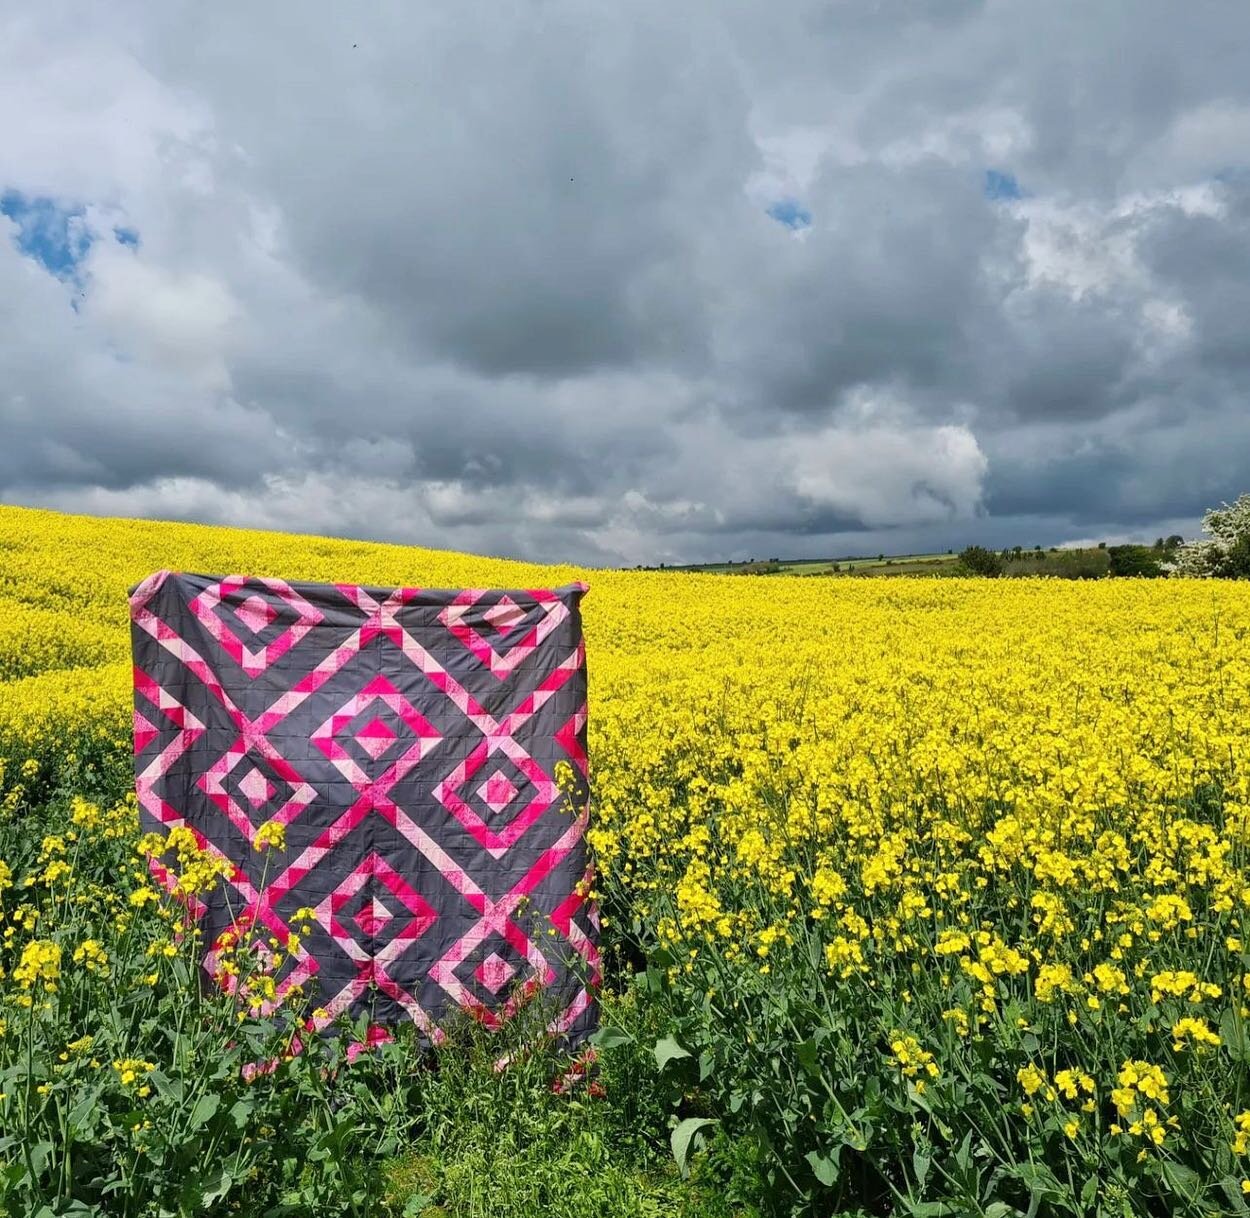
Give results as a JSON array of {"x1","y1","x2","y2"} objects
[{"x1": 128, "y1": 569, "x2": 597, "y2": 1048}]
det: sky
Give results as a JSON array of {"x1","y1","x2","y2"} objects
[{"x1": 1, "y1": 1, "x2": 1249, "y2": 567}]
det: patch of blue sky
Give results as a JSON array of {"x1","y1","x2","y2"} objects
[
  {"x1": 766, "y1": 198, "x2": 812, "y2": 230},
  {"x1": 983, "y1": 169, "x2": 1023, "y2": 201},
  {"x1": 114, "y1": 225, "x2": 140, "y2": 248},
  {"x1": 0, "y1": 189, "x2": 94, "y2": 277}
]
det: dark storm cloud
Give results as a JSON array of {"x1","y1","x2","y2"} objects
[
  {"x1": 1143, "y1": 184, "x2": 1250, "y2": 373},
  {"x1": 994, "y1": 291, "x2": 1141, "y2": 424},
  {"x1": 710, "y1": 161, "x2": 1013, "y2": 418},
  {"x1": 147, "y1": 2, "x2": 749, "y2": 380},
  {"x1": 2, "y1": 0, "x2": 1250, "y2": 564}
]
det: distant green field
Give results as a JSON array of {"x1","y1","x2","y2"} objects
[
  {"x1": 645, "y1": 546, "x2": 1142, "y2": 579},
  {"x1": 654, "y1": 552, "x2": 958, "y2": 576}
]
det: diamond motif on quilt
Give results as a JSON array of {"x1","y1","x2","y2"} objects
[
  {"x1": 314, "y1": 853, "x2": 438, "y2": 962},
  {"x1": 237, "y1": 765, "x2": 277, "y2": 809},
  {"x1": 312, "y1": 675, "x2": 442, "y2": 796},
  {"x1": 352, "y1": 894, "x2": 396, "y2": 939},
  {"x1": 199, "y1": 743, "x2": 317, "y2": 843},
  {"x1": 431, "y1": 923, "x2": 552, "y2": 1029},
  {"x1": 476, "y1": 772, "x2": 520, "y2": 814},
  {"x1": 439, "y1": 589, "x2": 571, "y2": 679},
  {"x1": 482, "y1": 594, "x2": 526, "y2": 634},
  {"x1": 235, "y1": 593, "x2": 277, "y2": 634},
  {"x1": 433, "y1": 743, "x2": 557, "y2": 856},
  {"x1": 353, "y1": 715, "x2": 398, "y2": 761},
  {"x1": 474, "y1": 951, "x2": 517, "y2": 995},
  {"x1": 187, "y1": 576, "x2": 324, "y2": 678}
]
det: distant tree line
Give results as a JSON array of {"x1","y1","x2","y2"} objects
[
  {"x1": 955, "y1": 492, "x2": 1250, "y2": 580},
  {"x1": 956, "y1": 537, "x2": 1184, "y2": 580}
]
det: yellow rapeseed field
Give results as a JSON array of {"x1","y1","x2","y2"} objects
[{"x1": 5, "y1": 501, "x2": 1250, "y2": 1214}]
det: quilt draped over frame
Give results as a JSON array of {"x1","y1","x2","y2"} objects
[{"x1": 128, "y1": 570, "x2": 597, "y2": 1046}]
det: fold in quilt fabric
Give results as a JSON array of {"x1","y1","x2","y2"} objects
[{"x1": 128, "y1": 570, "x2": 597, "y2": 1047}]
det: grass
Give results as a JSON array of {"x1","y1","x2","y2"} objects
[{"x1": 371, "y1": 987, "x2": 760, "y2": 1218}]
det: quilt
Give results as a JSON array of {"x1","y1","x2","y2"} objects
[{"x1": 128, "y1": 569, "x2": 597, "y2": 1046}]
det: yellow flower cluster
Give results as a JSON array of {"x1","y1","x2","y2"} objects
[
  {"x1": 1150, "y1": 970, "x2": 1221, "y2": 1004},
  {"x1": 1170, "y1": 1016, "x2": 1220, "y2": 1051},
  {"x1": 13, "y1": 940, "x2": 62, "y2": 993},
  {"x1": 72, "y1": 939, "x2": 109, "y2": 975},
  {"x1": 1232, "y1": 1110, "x2": 1250, "y2": 1156},
  {"x1": 888, "y1": 1032, "x2": 939, "y2": 1090},
  {"x1": 112, "y1": 1057, "x2": 155, "y2": 1098},
  {"x1": 252, "y1": 820, "x2": 286, "y2": 852},
  {"x1": 1017, "y1": 1062, "x2": 1054, "y2": 1100},
  {"x1": 139, "y1": 826, "x2": 233, "y2": 897},
  {"x1": 1109, "y1": 1060, "x2": 1173, "y2": 1144}
]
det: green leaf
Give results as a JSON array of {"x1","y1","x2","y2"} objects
[
  {"x1": 796, "y1": 1037, "x2": 822, "y2": 1077},
  {"x1": 1218, "y1": 1174, "x2": 1250, "y2": 1211},
  {"x1": 913, "y1": 1149, "x2": 931, "y2": 1190},
  {"x1": 67, "y1": 1086, "x2": 103, "y2": 1137},
  {"x1": 188, "y1": 1093, "x2": 221, "y2": 1129},
  {"x1": 1222, "y1": 1008, "x2": 1250, "y2": 1062},
  {"x1": 28, "y1": 1142, "x2": 53, "y2": 1178},
  {"x1": 653, "y1": 1035, "x2": 691, "y2": 1071},
  {"x1": 402, "y1": 1194, "x2": 436, "y2": 1216},
  {"x1": 200, "y1": 1167, "x2": 234, "y2": 1206},
  {"x1": 806, "y1": 1149, "x2": 839, "y2": 1186},
  {"x1": 905, "y1": 1081, "x2": 933, "y2": 1114},
  {"x1": 148, "y1": 1069, "x2": 181, "y2": 1103},
  {"x1": 228, "y1": 1098, "x2": 253, "y2": 1131},
  {"x1": 953, "y1": 1130, "x2": 972, "y2": 1172},
  {"x1": 589, "y1": 1026, "x2": 632, "y2": 1051},
  {"x1": 1161, "y1": 1160, "x2": 1202, "y2": 1202},
  {"x1": 671, "y1": 1117, "x2": 717, "y2": 1177},
  {"x1": 1009, "y1": 1161, "x2": 1063, "y2": 1202}
]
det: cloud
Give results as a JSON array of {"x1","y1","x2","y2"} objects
[{"x1": 1, "y1": 0, "x2": 1249, "y2": 565}]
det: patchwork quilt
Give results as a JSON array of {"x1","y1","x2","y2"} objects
[{"x1": 128, "y1": 570, "x2": 597, "y2": 1046}]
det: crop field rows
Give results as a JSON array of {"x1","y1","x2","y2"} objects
[{"x1": 4, "y1": 504, "x2": 1250, "y2": 1216}]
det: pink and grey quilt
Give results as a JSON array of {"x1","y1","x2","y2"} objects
[{"x1": 128, "y1": 570, "x2": 597, "y2": 1046}]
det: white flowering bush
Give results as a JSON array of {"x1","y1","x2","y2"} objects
[{"x1": 1167, "y1": 494, "x2": 1250, "y2": 578}]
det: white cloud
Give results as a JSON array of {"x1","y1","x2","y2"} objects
[
  {"x1": 788, "y1": 423, "x2": 987, "y2": 527},
  {"x1": 84, "y1": 242, "x2": 239, "y2": 391}
]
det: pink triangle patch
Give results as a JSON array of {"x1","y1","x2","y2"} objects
[
  {"x1": 133, "y1": 710, "x2": 160, "y2": 754},
  {"x1": 354, "y1": 716, "x2": 398, "y2": 761}
]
